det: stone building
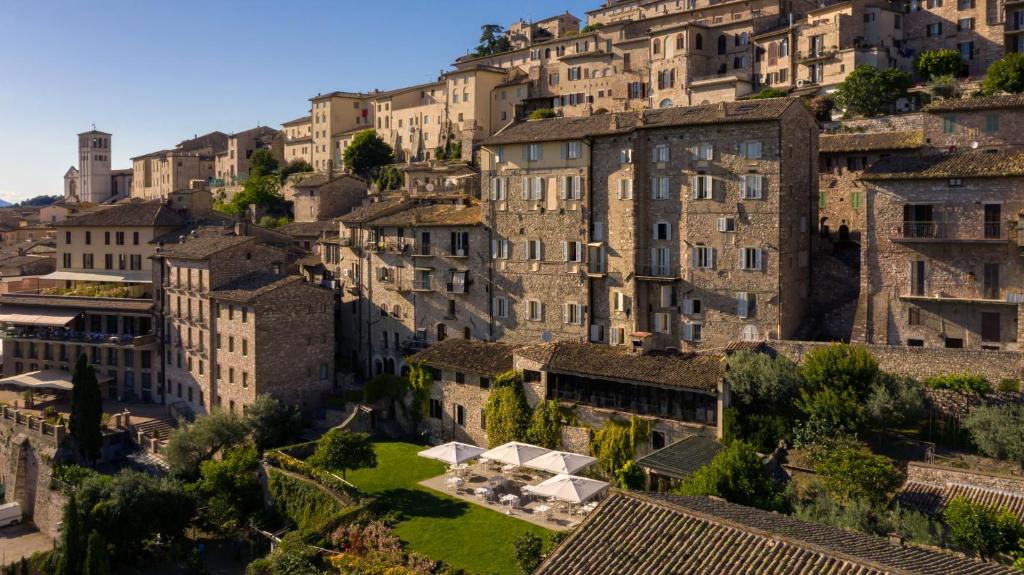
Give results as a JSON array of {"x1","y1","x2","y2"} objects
[
  {"x1": 64, "y1": 130, "x2": 133, "y2": 204},
  {"x1": 213, "y1": 126, "x2": 282, "y2": 187},
  {"x1": 481, "y1": 97, "x2": 818, "y2": 350},
  {"x1": 131, "y1": 131, "x2": 228, "y2": 200},
  {"x1": 920, "y1": 95, "x2": 1024, "y2": 152},
  {"x1": 309, "y1": 92, "x2": 375, "y2": 173},
  {"x1": 859, "y1": 151, "x2": 1024, "y2": 350},
  {"x1": 283, "y1": 173, "x2": 369, "y2": 223},
  {"x1": 281, "y1": 115, "x2": 313, "y2": 165},
  {"x1": 154, "y1": 233, "x2": 333, "y2": 414},
  {"x1": 411, "y1": 338, "x2": 729, "y2": 449},
  {"x1": 903, "y1": 0, "x2": 1004, "y2": 77}
]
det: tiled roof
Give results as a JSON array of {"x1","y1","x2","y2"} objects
[
  {"x1": 409, "y1": 339, "x2": 517, "y2": 376},
  {"x1": 536, "y1": 492, "x2": 1015, "y2": 575},
  {"x1": 209, "y1": 273, "x2": 304, "y2": 302},
  {"x1": 724, "y1": 340, "x2": 767, "y2": 353},
  {"x1": 484, "y1": 98, "x2": 798, "y2": 145},
  {"x1": 279, "y1": 220, "x2": 337, "y2": 238},
  {"x1": 516, "y1": 342, "x2": 724, "y2": 393},
  {"x1": 635, "y1": 435, "x2": 723, "y2": 479},
  {"x1": 899, "y1": 481, "x2": 1024, "y2": 522},
  {"x1": 820, "y1": 131, "x2": 924, "y2": 153},
  {"x1": 862, "y1": 151, "x2": 1024, "y2": 180},
  {"x1": 338, "y1": 197, "x2": 415, "y2": 225},
  {"x1": 0, "y1": 294, "x2": 153, "y2": 313},
  {"x1": 922, "y1": 95, "x2": 1024, "y2": 113},
  {"x1": 158, "y1": 235, "x2": 254, "y2": 260},
  {"x1": 56, "y1": 202, "x2": 185, "y2": 228},
  {"x1": 281, "y1": 115, "x2": 311, "y2": 126},
  {"x1": 366, "y1": 203, "x2": 482, "y2": 228}
]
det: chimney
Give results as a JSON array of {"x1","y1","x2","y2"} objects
[{"x1": 888, "y1": 533, "x2": 905, "y2": 547}]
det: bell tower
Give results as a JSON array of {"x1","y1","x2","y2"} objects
[{"x1": 77, "y1": 128, "x2": 112, "y2": 203}]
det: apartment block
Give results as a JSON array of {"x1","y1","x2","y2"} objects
[
  {"x1": 309, "y1": 92, "x2": 375, "y2": 173},
  {"x1": 904, "y1": 0, "x2": 1003, "y2": 76},
  {"x1": 482, "y1": 98, "x2": 818, "y2": 351},
  {"x1": 213, "y1": 126, "x2": 282, "y2": 187},
  {"x1": 282, "y1": 115, "x2": 313, "y2": 165},
  {"x1": 372, "y1": 82, "x2": 448, "y2": 163},
  {"x1": 131, "y1": 131, "x2": 228, "y2": 200}
]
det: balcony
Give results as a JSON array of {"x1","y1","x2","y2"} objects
[
  {"x1": 1, "y1": 326, "x2": 158, "y2": 347},
  {"x1": 900, "y1": 285, "x2": 1021, "y2": 305},
  {"x1": 635, "y1": 264, "x2": 680, "y2": 281},
  {"x1": 797, "y1": 48, "x2": 839, "y2": 63},
  {"x1": 410, "y1": 244, "x2": 438, "y2": 258},
  {"x1": 891, "y1": 221, "x2": 1008, "y2": 243}
]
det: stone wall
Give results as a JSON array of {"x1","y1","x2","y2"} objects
[
  {"x1": 0, "y1": 416, "x2": 66, "y2": 538},
  {"x1": 766, "y1": 340, "x2": 1023, "y2": 381},
  {"x1": 833, "y1": 113, "x2": 924, "y2": 134},
  {"x1": 906, "y1": 461, "x2": 1024, "y2": 493}
]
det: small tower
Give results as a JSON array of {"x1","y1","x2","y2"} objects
[{"x1": 77, "y1": 129, "x2": 112, "y2": 203}]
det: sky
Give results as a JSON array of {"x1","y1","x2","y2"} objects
[{"x1": 0, "y1": 0, "x2": 596, "y2": 203}]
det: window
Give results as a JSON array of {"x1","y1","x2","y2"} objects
[
  {"x1": 654, "y1": 222, "x2": 671, "y2": 241},
  {"x1": 653, "y1": 312, "x2": 671, "y2": 334},
  {"x1": 115, "y1": 231, "x2": 125, "y2": 245},
  {"x1": 985, "y1": 112, "x2": 1000, "y2": 132},
  {"x1": 614, "y1": 291, "x2": 629, "y2": 313},
  {"x1": 959, "y1": 41, "x2": 974, "y2": 60},
  {"x1": 740, "y1": 174, "x2": 764, "y2": 199},
  {"x1": 525, "y1": 176, "x2": 544, "y2": 200},
  {"x1": 493, "y1": 296, "x2": 509, "y2": 318},
  {"x1": 926, "y1": 22, "x2": 942, "y2": 36},
  {"x1": 527, "y1": 300, "x2": 544, "y2": 321},
  {"x1": 740, "y1": 247, "x2": 763, "y2": 271},
  {"x1": 104, "y1": 254, "x2": 113, "y2": 270},
  {"x1": 981, "y1": 312, "x2": 1001, "y2": 342},
  {"x1": 82, "y1": 253, "x2": 94, "y2": 269},
  {"x1": 455, "y1": 372, "x2": 465, "y2": 384},
  {"x1": 561, "y1": 175, "x2": 582, "y2": 200},
  {"x1": 567, "y1": 141, "x2": 582, "y2": 160},
  {"x1": 908, "y1": 306, "x2": 921, "y2": 326},
  {"x1": 910, "y1": 260, "x2": 926, "y2": 296},
  {"x1": 851, "y1": 192, "x2": 862, "y2": 209},
  {"x1": 618, "y1": 178, "x2": 634, "y2": 200},
  {"x1": 692, "y1": 143, "x2": 714, "y2": 160},
  {"x1": 491, "y1": 239, "x2": 510, "y2": 259},
  {"x1": 737, "y1": 292, "x2": 757, "y2": 318},
  {"x1": 683, "y1": 322, "x2": 702, "y2": 342},
  {"x1": 693, "y1": 175, "x2": 713, "y2": 199},
  {"x1": 563, "y1": 241, "x2": 583, "y2": 262},
  {"x1": 526, "y1": 240, "x2": 543, "y2": 261},
  {"x1": 650, "y1": 176, "x2": 670, "y2": 199},
  {"x1": 527, "y1": 143, "x2": 542, "y2": 161},
  {"x1": 429, "y1": 398, "x2": 443, "y2": 419},
  {"x1": 619, "y1": 148, "x2": 633, "y2": 164},
  {"x1": 564, "y1": 303, "x2": 584, "y2": 325},
  {"x1": 739, "y1": 141, "x2": 762, "y2": 159},
  {"x1": 717, "y1": 217, "x2": 736, "y2": 232},
  {"x1": 455, "y1": 404, "x2": 466, "y2": 426},
  {"x1": 693, "y1": 245, "x2": 715, "y2": 269},
  {"x1": 653, "y1": 144, "x2": 671, "y2": 163},
  {"x1": 958, "y1": 0, "x2": 974, "y2": 8},
  {"x1": 490, "y1": 177, "x2": 507, "y2": 200},
  {"x1": 958, "y1": 17, "x2": 975, "y2": 30},
  {"x1": 447, "y1": 271, "x2": 467, "y2": 294}
]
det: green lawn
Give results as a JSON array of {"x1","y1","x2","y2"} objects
[{"x1": 345, "y1": 441, "x2": 552, "y2": 575}]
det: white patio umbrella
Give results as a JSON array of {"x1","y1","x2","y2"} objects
[
  {"x1": 417, "y1": 442, "x2": 487, "y2": 465},
  {"x1": 479, "y1": 442, "x2": 551, "y2": 467},
  {"x1": 523, "y1": 451, "x2": 597, "y2": 475},
  {"x1": 525, "y1": 474, "x2": 609, "y2": 504}
]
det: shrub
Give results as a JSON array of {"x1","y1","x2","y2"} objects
[
  {"x1": 513, "y1": 532, "x2": 544, "y2": 575},
  {"x1": 998, "y1": 378, "x2": 1021, "y2": 393},
  {"x1": 723, "y1": 408, "x2": 790, "y2": 453},
  {"x1": 963, "y1": 404, "x2": 1024, "y2": 470},
  {"x1": 915, "y1": 49, "x2": 966, "y2": 80},
  {"x1": 809, "y1": 96, "x2": 835, "y2": 122},
  {"x1": 865, "y1": 375, "x2": 926, "y2": 431},
  {"x1": 833, "y1": 65, "x2": 912, "y2": 117},
  {"x1": 529, "y1": 108, "x2": 557, "y2": 120},
  {"x1": 677, "y1": 441, "x2": 783, "y2": 511},
  {"x1": 982, "y1": 53, "x2": 1024, "y2": 95},
  {"x1": 726, "y1": 351, "x2": 801, "y2": 408},
  {"x1": 526, "y1": 400, "x2": 564, "y2": 449},
  {"x1": 615, "y1": 460, "x2": 645, "y2": 490},
  {"x1": 801, "y1": 343, "x2": 879, "y2": 399},
  {"x1": 814, "y1": 446, "x2": 902, "y2": 507},
  {"x1": 750, "y1": 87, "x2": 788, "y2": 99},
  {"x1": 943, "y1": 496, "x2": 1024, "y2": 558},
  {"x1": 925, "y1": 372, "x2": 991, "y2": 396},
  {"x1": 307, "y1": 430, "x2": 377, "y2": 479},
  {"x1": 484, "y1": 372, "x2": 531, "y2": 447}
]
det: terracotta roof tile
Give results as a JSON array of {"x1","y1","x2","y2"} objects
[
  {"x1": 899, "y1": 481, "x2": 1024, "y2": 523},
  {"x1": 922, "y1": 95, "x2": 1024, "y2": 113},
  {"x1": 409, "y1": 339, "x2": 517, "y2": 376},
  {"x1": 338, "y1": 197, "x2": 414, "y2": 225},
  {"x1": 56, "y1": 202, "x2": 185, "y2": 228},
  {"x1": 862, "y1": 151, "x2": 1024, "y2": 180},
  {"x1": 158, "y1": 235, "x2": 254, "y2": 260},
  {"x1": 279, "y1": 221, "x2": 337, "y2": 238},
  {"x1": 820, "y1": 131, "x2": 924, "y2": 153},
  {"x1": 366, "y1": 203, "x2": 482, "y2": 228},
  {"x1": 537, "y1": 492, "x2": 1015, "y2": 575},
  {"x1": 209, "y1": 273, "x2": 304, "y2": 302}
]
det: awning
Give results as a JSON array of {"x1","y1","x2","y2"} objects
[
  {"x1": 0, "y1": 306, "x2": 80, "y2": 327},
  {"x1": 0, "y1": 369, "x2": 113, "y2": 392},
  {"x1": 39, "y1": 270, "x2": 152, "y2": 284}
]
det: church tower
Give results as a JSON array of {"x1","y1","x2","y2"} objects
[{"x1": 77, "y1": 129, "x2": 112, "y2": 203}]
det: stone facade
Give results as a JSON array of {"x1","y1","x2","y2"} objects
[
  {"x1": 0, "y1": 415, "x2": 66, "y2": 538},
  {"x1": 288, "y1": 174, "x2": 369, "y2": 223},
  {"x1": 131, "y1": 131, "x2": 227, "y2": 200}
]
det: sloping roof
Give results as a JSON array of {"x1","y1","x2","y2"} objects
[
  {"x1": 899, "y1": 481, "x2": 1024, "y2": 523},
  {"x1": 862, "y1": 151, "x2": 1024, "y2": 180},
  {"x1": 209, "y1": 273, "x2": 305, "y2": 302},
  {"x1": 484, "y1": 98, "x2": 798, "y2": 145},
  {"x1": 409, "y1": 339, "x2": 517, "y2": 376},
  {"x1": 176, "y1": 131, "x2": 229, "y2": 153},
  {"x1": 0, "y1": 294, "x2": 152, "y2": 313},
  {"x1": 515, "y1": 342, "x2": 723, "y2": 393},
  {"x1": 281, "y1": 115, "x2": 311, "y2": 126},
  {"x1": 279, "y1": 221, "x2": 338, "y2": 238},
  {"x1": 366, "y1": 203, "x2": 482, "y2": 228},
  {"x1": 535, "y1": 492, "x2": 1015, "y2": 575},
  {"x1": 158, "y1": 235, "x2": 254, "y2": 260},
  {"x1": 820, "y1": 131, "x2": 923, "y2": 153},
  {"x1": 289, "y1": 172, "x2": 368, "y2": 189},
  {"x1": 635, "y1": 435, "x2": 723, "y2": 479},
  {"x1": 56, "y1": 202, "x2": 186, "y2": 228},
  {"x1": 338, "y1": 197, "x2": 415, "y2": 225},
  {"x1": 922, "y1": 95, "x2": 1024, "y2": 113}
]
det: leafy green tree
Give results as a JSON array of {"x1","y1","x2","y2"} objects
[
  {"x1": 59, "y1": 494, "x2": 84, "y2": 575},
  {"x1": 795, "y1": 386, "x2": 866, "y2": 446},
  {"x1": 982, "y1": 53, "x2": 1024, "y2": 95},
  {"x1": 342, "y1": 130, "x2": 394, "y2": 180},
  {"x1": 529, "y1": 108, "x2": 557, "y2": 120},
  {"x1": 750, "y1": 87, "x2": 788, "y2": 99},
  {"x1": 407, "y1": 362, "x2": 434, "y2": 422},
  {"x1": 164, "y1": 410, "x2": 249, "y2": 478},
  {"x1": 69, "y1": 354, "x2": 103, "y2": 463},
  {"x1": 801, "y1": 343, "x2": 879, "y2": 399},
  {"x1": 677, "y1": 440, "x2": 783, "y2": 511},
  {"x1": 247, "y1": 148, "x2": 279, "y2": 179},
  {"x1": 615, "y1": 460, "x2": 645, "y2": 490},
  {"x1": 723, "y1": 408, "x2": 790, "y2": 453},
  {"x1": 190, "y1": 443, "x2": 262, "y2": 533},
  {"x1": 926, "y1": 372, "x2": 991, "y2": 417},
  {"x1": 13, "y1": 195, "x2": 61, "y2": 207},
  {"x1": 963, "y1": 404, "x2": 1024, "y2": 471},
  {"x1": 726, "y1": 351, "x2": 802, "y2": 407},
  {"x1": 83, "y1": 531, "x2": 110, "y2": 575},
  {"x1": 513, "y1": 532, "x2": 544, "y2": 575},
  {"x1": 915, "y1": 49, "x2": 966, "y2": 80},
  {"x1": 590, "y1": 419, "x2": 633, "y2": 476},
  {"x1": 278, "y1": 159, "x2": 314, "y2": 183},
  {"x1": 245, "y1": 394, "x2": 302, "y2": 452},
  {"x1": 218, "y1": 174, "x2": 285, "y2": 218},
  {"x1": 307, "y1": 429, "x2": 377, "y2": 479},
  {"x1": 526, "y1": 400, "x2": 563, "y2": 449},
  {"x1": 833, "y1": 65, "x2": 912, "y2": 117},
  {"x1": 473, "y1": 24, "x2": 511, "y2": 57},
  {"x1": 943, "y1": 496, "x2": 1024, "y2": 558},
  {"x1": 865, "y1": 374, "x2": 926, "y2": 431},
  {"x1": 815, "y1": 446, "x2": 902, "y2": 506},
  {"x1": 484, "y1": 385, "x2": 531, "y2": 447}
]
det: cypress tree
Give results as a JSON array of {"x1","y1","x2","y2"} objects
[
  {"x1": 83, "y1": 531, "x2": 110, "y2": 575},
  {"x1": 60, "y1": 494, "x2": 84, "y2": 575},
  {"x1": 70, "y1": 354, "x2": 103, "y2": 463}
]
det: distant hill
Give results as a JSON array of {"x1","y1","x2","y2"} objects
[
  {"x1": 10, "y1": 195, "x2": 60, "y2": 208},
  {"x1": 0, "y1": 199, "x2": 11, "y2": 207}
]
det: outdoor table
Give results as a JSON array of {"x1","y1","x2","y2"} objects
[
  {"x1": 535, "y1": 504, "x2": 551, "y2": 520},
  {"x1": 446, "y1": 477, "x2": 464, "y2": 492},
  {"x1": 500, "y1": 494, "x2": 520, "y2": 514},
  {"x1": 501, "y1": 464, "x2": 517, "y2": 474},
  {"x1": 488, "y1": 475, "x2": 506, "y2": 489},
  {"x1": 474, "y1": 487, "x2": 493, "y2": 501}
]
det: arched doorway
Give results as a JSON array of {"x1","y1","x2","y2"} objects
[
  {"x1": 819, "y1": 217, "x2": 830, "y2": 238},
  {"x1": 838, "y1": 224, "x2": 850, "y2": 242}
]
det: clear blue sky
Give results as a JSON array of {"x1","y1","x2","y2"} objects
[{"x1": 0, "y1": 0, "x2": 595, "y2": 202}]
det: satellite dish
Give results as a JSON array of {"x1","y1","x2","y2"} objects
[
  {"x1": 971, "y1": 141, "x2": 979, "y2": 149},
  {"x1": 425, "y1": 183, "x2": 435, "y2": 192}
]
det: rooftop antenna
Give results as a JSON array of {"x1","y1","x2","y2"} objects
[{"x1": 91, "y1": 123, "x2": 96, "y2": 131}]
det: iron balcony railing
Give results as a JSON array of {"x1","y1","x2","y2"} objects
[{"x1": 895, "y1": 221, "x2": 1006, "y2": 241}]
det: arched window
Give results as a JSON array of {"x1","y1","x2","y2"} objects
[
  {"x1": 676, "y1": 33, "x2": 685, "y2": 50},
  {"x1": 659, "y1": 98, "x2": 674, "y2": 108},
  {"x1": 653, "y1": 39, "x2": 661, "y2": 55},
  {"x1": 695, "y1": 34, "x2": 703, "y2": 50},
  {"x1": 718, "y1": 35, "x2": 727, "y2": 54}
]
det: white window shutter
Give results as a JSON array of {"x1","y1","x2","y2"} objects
[
  {"x1": 523, "y1": 241, "x2": 530, "y2": 260},
  {"x1": 661, "y1": 285, "x2": 672, "y2": 307},
  {"x1": 650, "y1": 177, "x2": 657, "y2": 199},
  {"x1": 490, "y1": 179, "x2": 498, "y2": 200},
  {"x1": 560, "y1": 142, "x2": 567, "y2": 160},
  {"x1": 522, "y1": 178, "x2": 530, "y2": 200},
  {"x1": 739, "y1": 175, "x2": 747, "y2": 198},
  {"x1": 682, "y1": 323, "x2": 693, "y2": 341},
  {"x1": 574, "y1": 176, "x2": 582, "y2": 198},
  {"x1": 563, "y1": 303, "x2": 569, "y2": 323},
  {"x1": 562, "y1": 241, "x2": 568, "y2": 261},
  {"x1": 737, "y1": 292, "x2": 749, "y2": 318},
  {"x1": 522, "y1": 145, "x2": 528, "y2": 162},
  {"x1": 683, "y1": 298, "x2": 693, "y2": 315},
  {"x1": 617, "y1": 180, "x2": 624, "y2": 200},
  {"x1": 710, "y1": 248, "x2": 716, "y2": 269},
  {"x1": 594, "y1": 222, "x2": 605, "y2": 241},
  {"x1": 559, "y1": 177, "x2": 567, "y2": 200},
  {"x1": 540, "y1": 177, "x2": 547, "y2": 200},
  {"x1": 759, "y1": 249, "x2": 765, "y2": 271},
  {"x1": 491, "y1": 239, "x2": 497, "y2": 258},
  {"x1": 539, "y1": 241, "x2": 544, "y2": 260},
  {"x1": 626, "y1": 179, "x2": 633, "y2": 199},
  {"x1": 717, "y1": 217, "x2": 726, "y2": 232}
]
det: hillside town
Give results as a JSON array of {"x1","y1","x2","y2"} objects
[{"x1": 3, "y1": 0, "x2": 1024, "y2": 573}]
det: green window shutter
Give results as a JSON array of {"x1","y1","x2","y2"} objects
[
  {"x1": 851, "y1": 192, "x2": 861, "y2": 209},
  {"x1": 819, "y1": 192, "x2": 827, "y2": 209}
]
